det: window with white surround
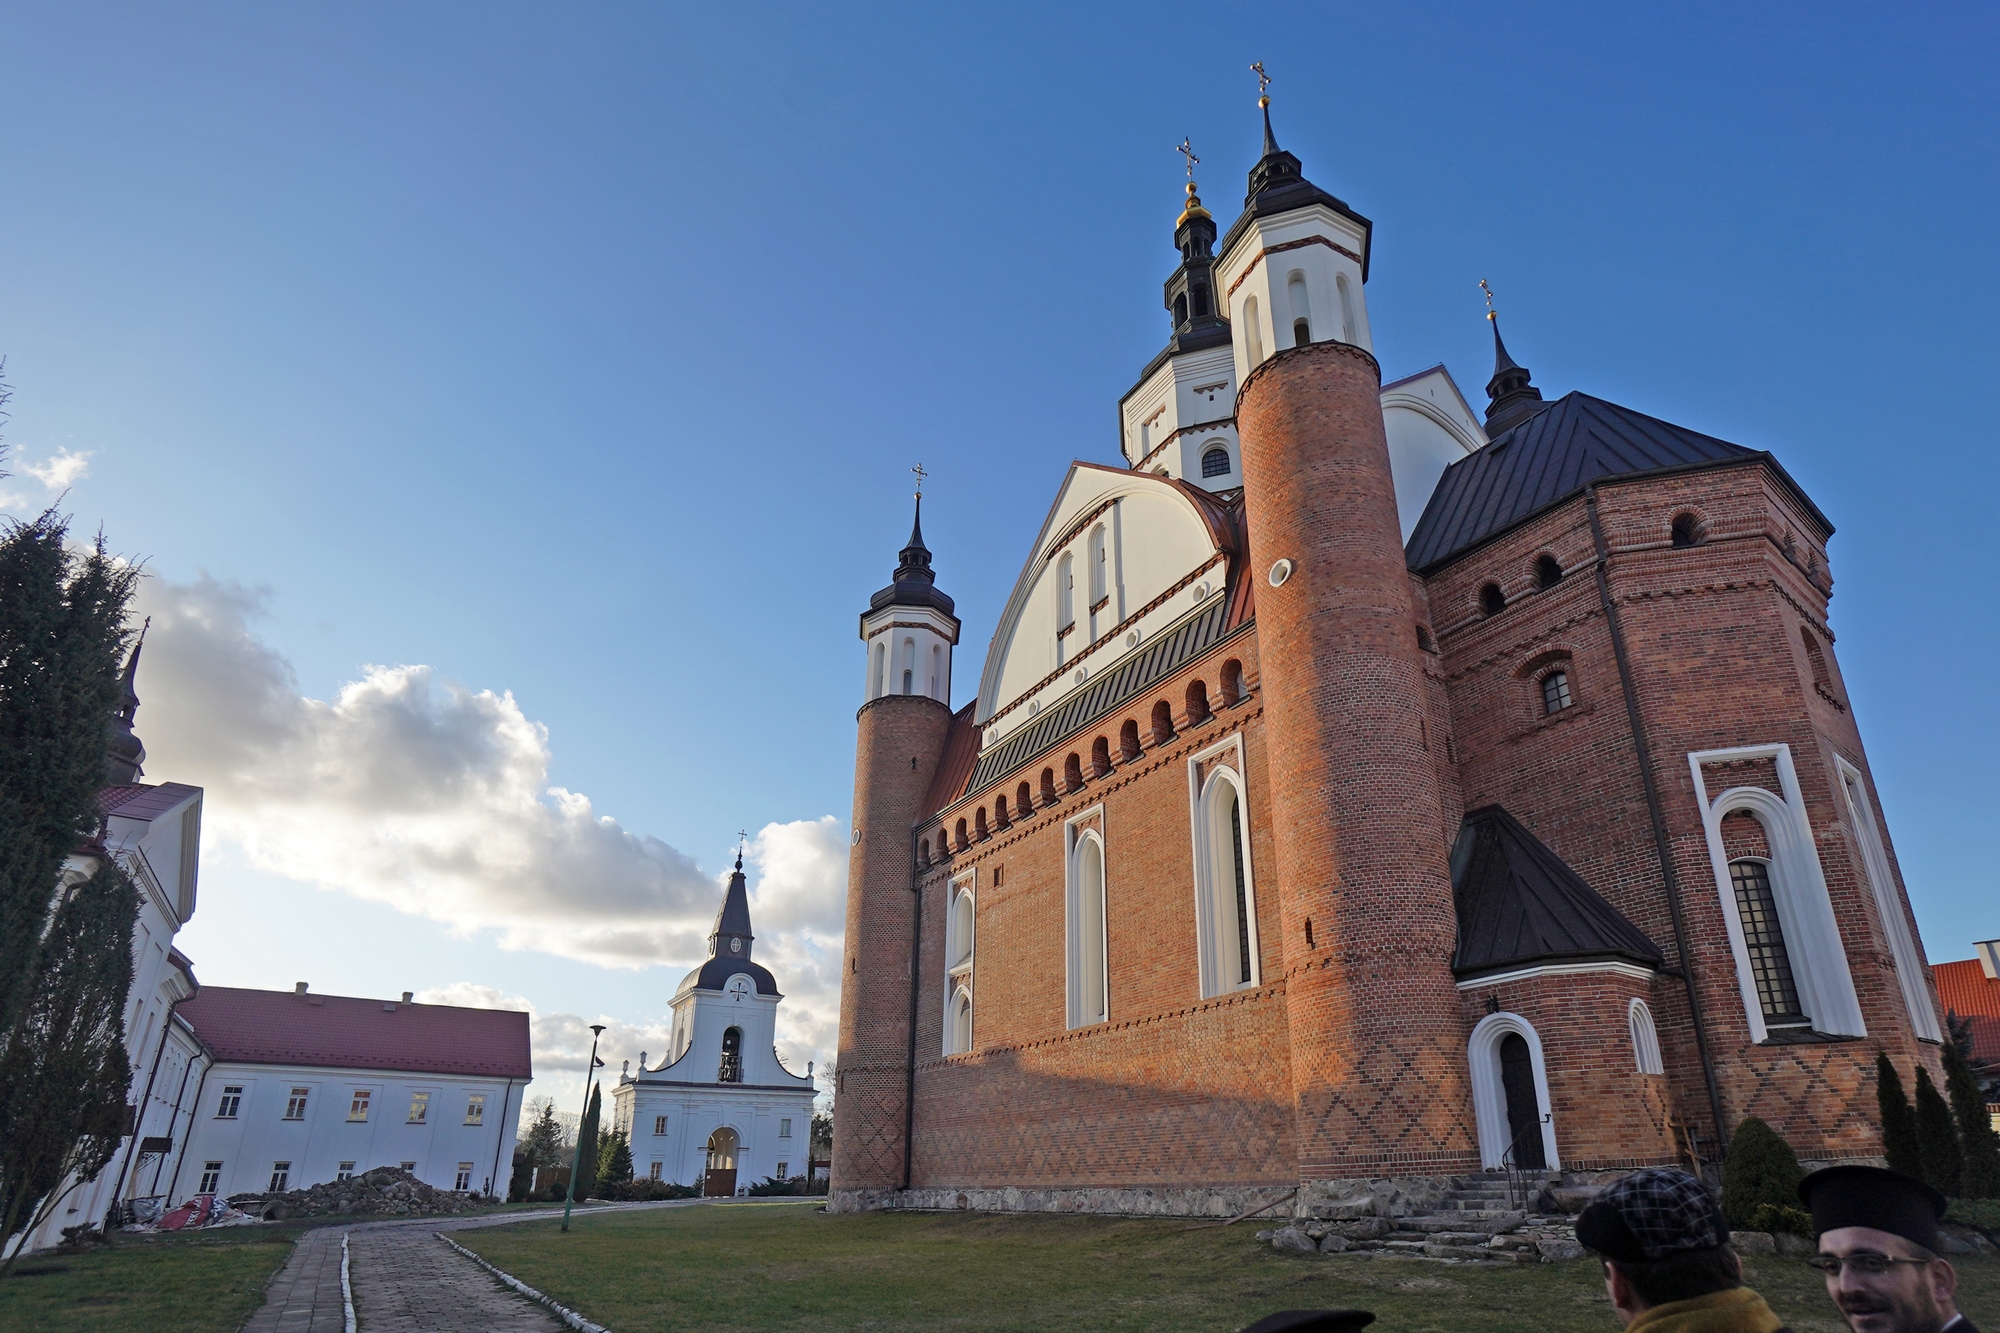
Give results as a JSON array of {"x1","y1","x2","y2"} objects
[
  {"x1": 1286, "y1": 271, "x2": 1311, "y2": 347},
  {"x1": 654, "y1": 1115, "x2": 668, "y2": 1136},
  {"x1": 1243, "y1": 295, "x2": 1264, "y2": 365},
  {"x1": 348, "y1": 1090, "x2": 371, "y2": 1122},
  {"x1": 1201, "y1": 447, "x2": 1230, "y2": 478},
  {"x1": 269, "y1": 1162, "x2": 291, "y2": 1192},
  {"x1": 455, "y1": 1163, "x2": 474, "y2": 1191},
  {"x1": 1336, "y1": 272, "x2": 1356, "y2": 343},
  {"x1": 944, "y1": 873, "x2": 976, "y2": 1054},
  {"x1": 1628, "y1": 999, "x2": 1664, "y2": 1074},
  {"x1": 337, "y1": 1162, "x2": 355, "y2": 1181},
  {"x1": 1467, "y1": 1012, "x2": 1560, "y2": 1170},
  {"x1": 283, "y1": 1087, "x2": 309, "y2": 1121},
  {"x1": 1190, "y1": 745, "x2": 1260, "y2": 998},
  {"x1": 408, "y1": 1091, "x2": 430, "y2": 1124},
  {"x1": 198, "y1": 1162, "x2": 222, "y2": 1193},
  {"x1": 465, "y1": 1095, "x2": 485, "y2": 1125},
  {"x1": 649, "y1": 1161, "x2": 662, "y2": 1181},
  {"x1": 1837, "y1": 758, "x2": 1943, "y2": 1042},
  {"x1": 216, "y1": 1086, "x2": 242, "y2": 1119},
  {"x1": 1056, "y1": 552, "x2": 1076, "y2": 661},
  {"x1": 1066, "y1": 820, "x2": 1109, "y2": 1027},
  {"x1": 1688, "y1": 743, "x2": 1866, "y2": 1042},
  {"x1": 399, "y1": 1160, "x2": 416, "y2": 1171},
  {"x1": 779, "y1": 1118, "x2": 792, "y2": 1138}
]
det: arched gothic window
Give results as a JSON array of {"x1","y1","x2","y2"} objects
[
  {"x1": 901, "y1": 637, "x2": 916, "y2": 695},
  {"x1": 1016, "y1": 781, "x2": 1034, "y2": 819},
  {"x1": 1091, "y1": 736, "x2": 1113, "y2": 777},
  {"x1": 1151, "y1": 700, "x2": 1175, "y2": 746},
  {"x1": 1628, "y1": 998, "x2": 1664, "y2": 1074},
  {"x1": 1480, "y1": 582, "x2": 1507, "y2": 616},
  {"x1": 1041, "y1": 767, "x2": 1058, "y2": 805},
  {"x1": 1119, "y1": 719, "x2": 1141, "y2": 762},
  {"x1": 718, "y1": 1027, "x2": 743, "y2": 1083},
  {"x1": 930, "y1": 644, "x2": 943, "y2": 700},
  {"x1": 974, "y1": 808, "x2": 989, "y2": 841},
  {"x1": 1185, "y1": 679, "x2": 1212, "y2": 726},
  {"x1": 1671, "y1": 512, "x2": 1703, "y2": 549},
  {"x1": 1286, "y1": 271, "x2": 1311, "y2": 347},
  {"x1": 954, "y1": 818, "x2": 968, "y2": 852},
  {"x1": 870, "y1": 641, "x2": 886, "y2": 700},
  {"x1": 944, "y1": 880, "x2": 975, "y2": 1055},
  {"x1": 1067, "y1": 832, "x2": 1108, "y2": 1027},
  {"x1": 1088, "y1": 525, "x2": 1108, "y2": 608},
  {"x1": 1220, "y1": 659, "x2": 1244, "y2": 706},
  {"x1": 949, "y1": 988, "x2": 973, "y2": 1054},
  {"x1": 1202, "y1": 447, "x2": 1230, "y2": 478},
  {"x1": 1243, "y1": 295, "x2": 1264, "y2": 365},
  {"x1": 1729, "y1": 857, "x2": 1808, "y2": 1029},
  {"x1": 1193, "y1": 766, "x2": 1258, "y2": 997},
  {"x1": 1535, "y1": 554, "x2": 1564, "y2": 590},
  {"x1": 1065, "y1": 753, "x2": 1084, "y2": 791},
  {"x1": 1336, "y1": 271, "x2": 1356, "y2": 343}
]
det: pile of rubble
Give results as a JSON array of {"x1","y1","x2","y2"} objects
[
  {"x1": 231, "y1": 1167, "x2": 486, "y2": 1220},
  {"x1": 1261, "y1": 1173, "x2": 1585, "y2": 1265}
]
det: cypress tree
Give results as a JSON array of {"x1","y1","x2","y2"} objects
[
  {"x1": 1942, "y1": 1042, "x2": 2000, "y2": 1199},
  {"x1": 0, "y1": 512, "x2": 139, "y2": 1036},
  {"x1": 1878, "y1": 1054, "x2": 1922, "y2": 1177},
  {"x1": 598, "y1": 1130, "x2": 632, "y2": 1195},
  {"x1": 1913, "y1": 1067, "x2": 1964, "y2": 1197},
  {"x1": 573, "y1": 1084, "x2": 602, "y2": 1199},
  {"x1": 0, "y1": 860, "x2": 138, "y2": 1264},
  {"x1": 1720, "y1": 1116, "x2": 1805, "y2": 1227}
]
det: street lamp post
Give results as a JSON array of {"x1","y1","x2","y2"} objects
[{"x1": 561, "y1": 1024, "x2": 607, "y2": 1234}]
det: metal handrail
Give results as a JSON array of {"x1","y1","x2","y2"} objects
[{"x1": 1498, "y1": 1121, "x2": 1548, "y2": 1212}]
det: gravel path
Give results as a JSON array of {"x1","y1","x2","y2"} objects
[{"x1": 241, "y1": 1201, "x2": 696, "y2": 1332}]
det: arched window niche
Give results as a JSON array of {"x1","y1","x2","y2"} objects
[
  {"x1": 1628, "y1": 998, "x2": 1664, "y2": 1075},
  {"x1": 1467, "y1": 1011, "x2": 1560, "y2": 1171},
  {"x1": 943, "y1": 876, "x2": 975, "y2": 1054},
  {"x1": 1286, "y1": 271, "x2": 1311, "y2": 348},
  {"x1": 1688, "y1": 743, "x2": 1867, "y2": 1043},
  {"x1": 1066, "y1": 823, "x2": 1109, "y2": 1028},
  {"x1": 1336, "y1": 272, "x2": 1356, "y2": 344},
  {"x1": 1189, "y1": 751, "x2": 1260, "y2": 999},
  {"x1": 1242, "y1": 295, "x2": 1264, "y2": 366},
  {"x1": 1836, "y1": 757, "x2": 1943, "y2": 1042}
]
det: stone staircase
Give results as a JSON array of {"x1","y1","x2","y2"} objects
[{"x1": 1270, "y1": 1172, "x2": 1583, "y2": 1263}]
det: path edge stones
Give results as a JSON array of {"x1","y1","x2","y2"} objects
[{"x1": 436, "y1": 1231, "x2": 612, "y2": 1333}]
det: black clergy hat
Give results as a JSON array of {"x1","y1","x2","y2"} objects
[
  {"x1": 1799, "y1": 1165, "x2": 1947, "y2": 1253},
  {"x1": 1239, "y1": 1311, "x2": 1376, "y2": 1333}
]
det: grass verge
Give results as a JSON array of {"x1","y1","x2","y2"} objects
[
  {"x1": 0, "y1": 1233, "x2": 292, "y2": 1333},
  {"x1": 459, "y1": 1201, "x2": 2000, "y2": 1333}
]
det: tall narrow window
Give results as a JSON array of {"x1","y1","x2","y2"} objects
[
  {"x1": 1068, "y1": 834, "x2": 1108, "y2": 1027},
  {"x1": 654, "y1": 1114, "x2": 668, "y2": 1136},
  {"x1": 951, "y1": 989, "x2": 973, "y2": 1051},
  {"x1": 1628, "y1": 999, "x2": 1664, "y2": 1074},
  {"x1": 871, "y1": 642, "x2": 885, "y2": 699},
  {"x1": 1195, "y1": 769, "x2": 1258, "y2": 997},
  {"x1": 945, "y1": 877, "x2": 975, "y2": 1056},
  {"x1": 269, "y1": 1162, "x2": 291, "y2": 1192},
  {"x1": 1730, "y1": 859, "x2": 1809, "y2": 1027},
  {"x1": 1336, "y1": 272, "x2": 1356, "y2": 343},
  {"x1": 719, "y1": 1026, "x2": 743, "y2": 1082},
  {"x1": 930, "y1": 644, "x2": 942, "y2": 699},
  {"x1": 464, "y1": 1095, "x2": 485, "y2": 1126},
  {"x1": 1088, "y1": 525, "x2": 1108, "y2": 607},
  {"x1": 1057, "y1": 553, "x2": 1075, "y2": 629},
  {"x1": 408, "y1": 1091, "x2": 430, "y2": 1124},
  {"x1": 348, "y1": 1090, "x2": 371, "y2": 1122},
  {"x1": 216, "y1": 1086, "x2": 242, "y2": 1119},
  {"x1": 198, "y1": 1162, "x2": 223, "y2": 1194},
  {"x1": 1286, "y1": 272, "x2": 1310, "y2": 347},
  {"x1": 1243, "y1": 296, "x2": 1264, "y2": 365},
  {"x1": 902, "y1": 637, "x2": 915, "y2": 695},
  {"x1": 1017, "y1": 781, "x2": 1034, "y2": 818}
]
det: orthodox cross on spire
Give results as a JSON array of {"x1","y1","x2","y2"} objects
[
  {"x1": 736, "y1": 829, "x2": 749, "y2": 868},
  {"x1": 911, "y1": 462, "x2": 926, "y2": 500},
  {"x1": 1176, "y1": 138, "x2": 1199, "y2": 182},
  {"x1": 1480, "y1": 277, "x2": 1498, "y2": 321},
  {"x1": 1252, "y1": 61, "x2": 1272, "y2": 103}
]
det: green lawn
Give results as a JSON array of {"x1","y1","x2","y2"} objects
[
  {"x1": 0, "y1": 1233, "x2": 292, "y2": 1332},
  {"x1": 460, "y1": 1202, "x2": 2000, "y2": 1333}
]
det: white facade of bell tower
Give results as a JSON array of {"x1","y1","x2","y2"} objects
[
  {"x1": 1216, "y1": 203, "x2": 1372, "y2": 388},
  {"x1": 860, "y1": 607, "x2": 955, "y2": 704}
]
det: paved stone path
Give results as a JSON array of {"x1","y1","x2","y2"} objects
[{"x1": 242, "y1": 1201, "x2": 695, "y2": 1332}]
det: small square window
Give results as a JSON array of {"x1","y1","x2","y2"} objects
[
  {"x1": 198, "y1": 1161, "x2": 223, "y2": 1194},
  {"x1": 654, "y1": 1115, "x2": 668, "y2": 1136},
  {"x1": 777, "y1": 1161, "x2": 789, "y2": 1179},
  {"x1": 348, "y1": 1090, "x2": 371, "y2": 1122},
  {"x1": 1542, "y1": 670, "x2": 1573, "y2": 715},
  {"x1": 216, "y1": 1086, "x2": 243, "y2": 1119},
  {"x1": 465, "y1": 1094, "x2": 485, "y2": 1125},
  {"x1": 407, "y1": 1091, "x2": 429, "y2": 1124},
  {"x1": 454, "y1": 1162, "x2": 474, "y2": 1191},
  {"x1": 649, "y1": 1162, "x2": 662, "y2": 1181},
  {"x1": 337, "y1": 1161, "x2": 355, "y2": 1181},
  {"x1": 399, "y1": 1160, "x2": 417, "y2": 1172},
  {"x1": 269, "y1": 1161, "x2": 291, "y2": 1192}
]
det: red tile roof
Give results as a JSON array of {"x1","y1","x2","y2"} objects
[
  {"x1": 178, "y1": 986, "x2": 531, "y2": 1079},
  {"x1": 100, "y1": 782, "x2": 201, "y2": 822},
  {"x1": 1933, "y1": 959, "x2": 2000, "y2": 1068}
]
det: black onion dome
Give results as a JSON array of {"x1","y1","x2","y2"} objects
[
  {"x1": 1218, "y1": 98, "x2": 1372, "y2": 279},
  {"x1": 868, "y1": 496, "x2": 955, "y2": 616}
]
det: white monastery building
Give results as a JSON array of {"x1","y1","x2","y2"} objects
[{"x1": 612, "y1": 853, "x2": 816, "y2": 1195}]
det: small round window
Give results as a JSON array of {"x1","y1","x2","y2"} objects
[{"x1": 1201, "y1": 447, "x2": 1231, "y2": 478}]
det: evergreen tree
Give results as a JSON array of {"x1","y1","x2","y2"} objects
[
  {"x1": 597, "y1": 1130, "x2": 632, "y2": 1194},
  {"x1": 0, "y1": 512, "x2": 140, "y2": 1036},
  {"x1": 1913, "y1": 1067, "x2": 1964, "y2": 1197},
  {"x1": 0, "y1": 860, "x2": 138, "y2": 1266},
  {"x1": 1942, "y1": 1042, "x2": 2000, "y2": 1199},
  {"x1": 1878, "y1": 1054, "x2": 1923, "y2": 1178},
  {"x1": 520, "y1": 1098, "x2": 566, "y2": 1166},
  {"x1": 508, "y1": 1149, "x2": 533, "y2": 1202},
  {"x1": 573, "y1": 1084, "x2": 602, "y2": 1199},
  {"x1": 1720, "y1": 1115, "x2": 1805, "y2": 1227}
]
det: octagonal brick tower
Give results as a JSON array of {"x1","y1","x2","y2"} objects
[{"x1": 1220, "y1": 99, "x2": 1478, "y2": 1183}]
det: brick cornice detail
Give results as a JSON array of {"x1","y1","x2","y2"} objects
[
  {"x1": 1235, "y1": 339, "x2": 1380, "y2": 413},
  {"x1": 1223, "y1": 235, "x2": 1364, "y2": 301},
  {"x1": 1132, "y1": 417, "x2": 1236, "y2": 473}
]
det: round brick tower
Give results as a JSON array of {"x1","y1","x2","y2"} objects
[
  {"x1": 830, "y1": 501, "x2": 958, "y2": 1208},
  {"x1": 1235, "y1": 336, "x2": 1477, "y2": 1178}
]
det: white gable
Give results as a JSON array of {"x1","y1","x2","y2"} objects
[{"x1": 1381, "y1": 365, "x2": 1486, "y2": 541}]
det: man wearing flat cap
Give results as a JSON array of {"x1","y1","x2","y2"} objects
[
  {"x1": 1801, "y1": 1165, "x2": 1978, "y2": 1333},
  {"x1": 1576, "y1": 1168, "x2": 1791, "y2": 1333}
]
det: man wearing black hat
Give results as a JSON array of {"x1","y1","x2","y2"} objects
[
  {"x1": 1576, "y1": 1168, "x2": 1792, "y2": 1333},
  {"x1": 1800, "y1": 1165, "x2": 1977, "y2": 1333}
]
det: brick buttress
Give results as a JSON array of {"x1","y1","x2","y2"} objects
[
  {"x1": 829, "y1": 693, "x2": 953, "y2": 1208},
  {"x1": 1234, "y1": 340, "x2": 1480, "y2": 1178}
]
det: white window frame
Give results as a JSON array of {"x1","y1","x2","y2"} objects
[
  {"x1": 1628, "y1": 998, "x2": 1665, "y2": 1075},
  {"x1": 1688, "y1": 743, "x2": 1866, "y2": 1042},
  {"x1": 465, "y1": 1094, "x2": 485, "y2": 1126},
  {"x1": 1836, "y1": 757, "x2": 1942, "y2": 1042},
  {"x1": 1467, "y1": 1011, "x2": 1561, "y2": 1171},
  {"x1": 454, "y1": 1162, "x2": 474, "y2": 1191},
  {"x1": 283, "y1": 1087, "x2": 310, "y2": 1121},
  {"x1": 216, "y1": 1086, "x2": 242, "y2": 1119},
  {"x1": 269, "y1": 1161, "x2": 291, "y2": 1192},
  {"x1": 337, "y1": 1161, "x2": 355, "y2": 1181},
  {"x1": 1187, "y1": 737, "x2": 1262, "y2": 998},
  {"x1": 943, "y1": 870, "x2": 976, "y2": 1054},
  {"x1": 1065, "y1": 810, "x2": 1110, "y2": 1029},
  {"x1": 649, "y1": 1161, "x2": 663, "y2": 1181},
  {"x1": 407, "y1": 1091, "x2": 431, "y2": 1124},
  {"x1": 198, "y1": 1161, "x2": 223, "y2": 1193},
  {"x1": 348, "y1": 1089, "x2": 371, "y2": 1122},
  {"x1": 654, "y1": 1114, "x2": 668, "y2": 1136}
]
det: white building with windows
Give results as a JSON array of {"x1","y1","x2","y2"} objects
[
  {"x1": 168, "y1": 984, "x2": 531, "y2": 1201},
  {"x1": 611, "y1": 854, "x2": 816, "y2": 1195}
]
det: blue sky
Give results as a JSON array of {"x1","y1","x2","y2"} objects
[{"x1": 3, "y1": 2, "x2": 1994, "y2": 1101}]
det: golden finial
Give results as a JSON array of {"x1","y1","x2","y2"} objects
[
  {"x1": 1175, "y1": 139, "x2": 1210, "y2": 224},
  {"x1": 1480, "y1": 278, "x2": 1498, "y2": 321},
  {"x1": 1252, "y1": 61, "x2": 1272, "y2": 108}
]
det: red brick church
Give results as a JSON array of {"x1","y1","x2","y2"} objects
[{"x1": 831, "y1": 89, "x2": 1947, "y2": 1217}]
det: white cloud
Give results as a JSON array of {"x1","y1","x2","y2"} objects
[
  {"x1": 20, "y1": 447, "x2": 92, "y2": 490},
  {"x1": 133, "y1": 572, "x2": 849, "y2": 1086}
]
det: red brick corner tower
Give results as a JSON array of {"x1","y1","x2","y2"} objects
[
  {"x1": 830, "y1": 500, "x2": 958, "y2": 1211},
  {"x1": 1222, "y1": 103, "x2": 1476, "y2": 1184}
]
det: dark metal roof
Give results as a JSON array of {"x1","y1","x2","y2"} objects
[
  {"x1": 1450, "y1": 804, "x2": 1663, "y2": 981},
  {"x1": 866, "y1": 497, "x2": 957, "y2": 622},
  {"x1": 676, "y1": 857, "x2": 778, "y2": 997},
  {"x1": 1217, "y1": 101, "x2": 1372, "y2": 281},
  {"x1": 1404, "y1": 392, "x2": 1832, "y2": 573}
]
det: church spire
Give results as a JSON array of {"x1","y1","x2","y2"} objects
[
  {"x1": 710, "y1": 850, "x2": 754, "y2": 960},
  {"x1": 1158, "y1": 139, "x2": 1229, "y2": 355},
  {"x1": 104, "y1": 618, "x2": 149, "y2": 785},
  {"x1": 1480, "y1": 280, "x2": 1548, "y2": 436}
]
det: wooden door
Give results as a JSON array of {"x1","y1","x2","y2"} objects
[{"x1": 703, "y1": 1168, "x2": 737, "y2": 1197}]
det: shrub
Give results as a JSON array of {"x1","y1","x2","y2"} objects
[
  {"x1": 508, "y1": 1150, "x2": 533, "y2": 1203},
  {"x1": 1747, "y1": 1203, "x2": 1815, "y2": 1238},
  {"x1": 1721, "y1": 1116, "x2": 1805, "y2": 1228},
  {"x1": 746, "y1": 1175, "x2": 812, "y2": 1197},
  {"x1": 1946, "y1": 1198, "x2": 2000, "y2": 1233},
  {"x1": 1914, "y1": 1067, "x2": 1964, "y2": 1197},
  {"x1": 1942, "y1": 1042, "x2": 2000, "y2": 1199},
  {"x1": 597, "y1": 1179, "x2": 698, "y2": 1201},
  {"x1": 1878, "y1": 1054, "x2": 1922, "y2": 1178}
]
